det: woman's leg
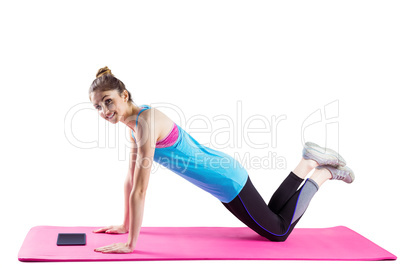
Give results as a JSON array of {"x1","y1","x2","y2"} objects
[
  {"x1": 221, "y1": 158, "x2": 330, "y2": 241},
  {"x1": 309, "y1": 167, "x2": 332, "y2": 187},
  {"x1": 268, "y1": 158, "x2": 317, "y2": 213},
  {"x1": 273, "y1": 167, "x2": 332, "y2": 239}
]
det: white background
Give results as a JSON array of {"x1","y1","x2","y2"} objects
[{"x1": 1, "y1": 1, "x2": 401, "y2": 267}]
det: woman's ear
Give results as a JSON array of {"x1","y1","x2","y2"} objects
[{"x1": 123, "y1": 90, "x2": 129, "y2": 102}]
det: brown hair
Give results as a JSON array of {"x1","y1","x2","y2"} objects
[{"x1": 88, "y1": 66, "x2": 133, "y2": 102}]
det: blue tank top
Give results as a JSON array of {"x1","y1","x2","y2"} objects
[{"x1": 131, "y1": 105, "x2": 248, "y2": 203}]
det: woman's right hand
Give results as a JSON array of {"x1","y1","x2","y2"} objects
[{"x1": 93, "y1": 224, "x2": 128, "y2": 234}]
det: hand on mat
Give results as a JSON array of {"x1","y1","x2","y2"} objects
[
  {"x1": 94, "y1": 242, "x2": 134, "y2": 254},
  {"x1": 93, "y1": 224, "x2": 128, "y2": 234}
]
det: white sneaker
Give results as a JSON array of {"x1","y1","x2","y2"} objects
[
  {"x1": 316, "y1": 165, "x2": 355, "y2": 184},
  {"x1": 303, "y1": 141, "x2": 347, "y2": 167}
]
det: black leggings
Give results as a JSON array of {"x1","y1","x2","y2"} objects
[{"x1": 221, "y1": 172, "x2": 318, "y2": 242}]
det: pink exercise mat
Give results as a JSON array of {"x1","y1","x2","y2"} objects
[{"x1": 18, "y1": 225, "x2": 397, "y2": 262}]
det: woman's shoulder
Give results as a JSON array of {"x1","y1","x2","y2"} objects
[
  {"x1": 135, "y1": 106, "x2": 160, "y2": 133},
  {"x1": 138, "y1": 105, "x2": 164, "y2": 119},
  {"x1": 136, "y1": 105, "x2": 177, "y2": 141}
]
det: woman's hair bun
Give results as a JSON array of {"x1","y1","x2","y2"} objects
[{"x1": 96, "y1": 66, "x2": 113, "y2": 78}]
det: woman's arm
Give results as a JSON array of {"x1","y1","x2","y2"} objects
[
  {"x1": 126, "y1": 114, "x2": 156, "y2": 248},
  {"x1": 123, "y1": 137, "x2": 137, "y2": 230},
  {"x1": 95, "y1": 109, "x2": 157, "y2": 253},
  {"x1": 93, "y1": 132, "x2": 137, "y2": 235},
  {"x1": 123, "y1": 171, "x2": 133, "y2": 230},
  {"x1": 127, "y1": 188, "x2": 147, "y2": 248}
]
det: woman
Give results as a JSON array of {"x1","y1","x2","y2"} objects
[{"x1": 89, "y1": 66, "x2": 355, "y2": 254}]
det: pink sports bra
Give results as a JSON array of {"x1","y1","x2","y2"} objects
[{"x1": 155, "y1": 122, "x2": 179, "y2": 148}]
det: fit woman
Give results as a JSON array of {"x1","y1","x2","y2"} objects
[{"x1": 89, "y1": 66, "x2": 355, "y2": 254}]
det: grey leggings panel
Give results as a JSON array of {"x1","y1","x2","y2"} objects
[{"x1": 292, "y1": 179, "x2": 319, "y2": 224}]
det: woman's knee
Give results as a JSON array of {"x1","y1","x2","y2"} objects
[
  {"x1": 269, "y1": 235, "x2": 288, "y2": 242},
  {"x1": 259, "y1": 232, "x2": 290, "y2": 242}
]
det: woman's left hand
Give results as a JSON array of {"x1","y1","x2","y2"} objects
[{"x1": 94, "y1": 242, "x2": 134, "y2": 254}]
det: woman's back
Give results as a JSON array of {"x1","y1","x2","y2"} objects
[{"x1": 132, "y1": 105, "x2": 248, "y2": 203}]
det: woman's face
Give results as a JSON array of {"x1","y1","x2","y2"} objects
[{"x1": 90, "y1": 90, "x2": 127, "y2": 124}]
